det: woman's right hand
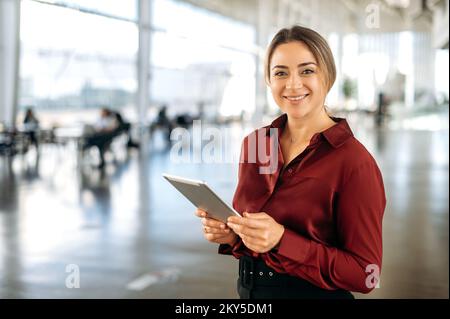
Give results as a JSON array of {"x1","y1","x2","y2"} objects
[{"x1": 195, "y1": 208, "x2": 238, "y2": 246}]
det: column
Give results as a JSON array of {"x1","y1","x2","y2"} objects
[
  {"x1": 253, "y1": 0, "x2": 273, "y2": 125},
  {"x1": 137, "y1": 0, "x2": 152, "y2": 133},
  {"x1": 0, "y1": 0, "x2": 21, "y2": 128}
]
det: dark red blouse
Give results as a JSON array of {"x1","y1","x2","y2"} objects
[{"x1": 219, "y1": 113, "x2": 386, "y2": 293}]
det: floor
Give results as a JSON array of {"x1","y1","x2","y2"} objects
[{"x1": 0, "y1": 111, "x2": 448, "y2": 299}]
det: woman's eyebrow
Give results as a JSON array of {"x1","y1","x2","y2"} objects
[
  {"x1": 298, "y1": 62, "x2": 317, "y2": 67},
  {"x1": 271, "y1": 62, "x2": 317, "y2": 70}
]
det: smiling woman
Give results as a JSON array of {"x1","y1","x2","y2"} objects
[
  {"x1": 195, "y1": 25, "x2": 386, "y2": 299},
  {"x1": 268, "y1": 41, "x2": 328, "y2": 122},
  {"x1": 265, "y1": 26, "x2": 336, "y2": 93}
]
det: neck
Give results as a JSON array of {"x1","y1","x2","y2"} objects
[{"x1": 285, "y1": 108, "x2": 335, "y2": 143}]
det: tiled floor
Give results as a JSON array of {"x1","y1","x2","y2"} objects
[{"x1": 0, "y1": 112, "x2": 448, "y2": 298}]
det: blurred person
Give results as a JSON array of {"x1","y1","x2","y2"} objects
[
  {"x1": 23, "y1": 107, "x2": 40, "y2": 148},
  {"x1": 175, "y1": 113, "x2": 192, "y2": 129},
  {"x1": 375, "y1": 91, "x2": 390, "y2": 127},
  {"x1": 82, "y1": 107, "x2": 120, "y2": 168},
  {"x1": 151, "y1": 105, "x2": 173, "y2": 145},
  {"x1": 95, "y1": 107, "x2": 119, "y2": 132},
  {"x1": 109, "y1": 108, "x2": 139, "y2": 149},
  {"x1": 195, "y1": 26, "x2": 386, "y2": 299},
  {"x1": 197, "y1": 101, "x2": 205, "y2": 121}
]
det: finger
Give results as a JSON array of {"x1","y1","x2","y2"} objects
[
  {"x1": 204, "y1": 225, "x2": 230, "y2": 234},
  {"x1": 239, "y1": 227, "x2": 267, "y2": 240},
  {"x1": 227, "y1": 217, "x2": 267, "y2": 229},
  {"x1": 226, "y1": 223, "x2": 248, "y2": 239},
  {"x1": 195, "y1": 208, "x2": 207, "y2": 217},
  {"x1": 205, "y1": 233, "x2": 230, "y2": 241},
  {"x1": 202, "y1": 218, "x2": 227, "y2": 229},
  {"x1": 229, "y1": 224, "x2": 267, "y2": 240},
  {"x1": 243, "y1": 212, "x2": 269, "y2": 219}
]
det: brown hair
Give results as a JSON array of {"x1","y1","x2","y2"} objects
[{"x1": 265, "y1": 25, "x2": 336, "y2": 93}]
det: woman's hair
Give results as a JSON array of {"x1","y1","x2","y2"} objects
[{"x1": 265, "y1": 25, "x2": 336, "y2": 93}]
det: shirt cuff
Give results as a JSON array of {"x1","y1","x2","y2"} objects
[
  {"x1": 218, "y1": 237, "x2": 241, "y2": 255},
  {"x1": 276, "y1": 228, "x2": 311, "y2": 263},
  {"x1": 218, "y1": 243, "x2": 233, "y2": 255}
]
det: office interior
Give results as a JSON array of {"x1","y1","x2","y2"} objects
[{"x1": 0, "y1": 0, "x2": 448, "y2": 298}]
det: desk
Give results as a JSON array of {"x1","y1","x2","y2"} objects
[
  {"x1": 0, "y1": 130, "x2": 31, "y2": 155},
  {"x1": 53, "y1": 126, "x2": 85, "y2": 143},
  {"x1": 53, "y1": 126, "x2": 86, "y2": 167}
]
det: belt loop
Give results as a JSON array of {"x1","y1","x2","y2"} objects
[{"x1": 240, "y1": 256, "x2": 254, "y2": 290}]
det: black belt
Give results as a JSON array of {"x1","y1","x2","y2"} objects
[{"x1": 238, "y1": 256, "x2": 354, "y2": 299}]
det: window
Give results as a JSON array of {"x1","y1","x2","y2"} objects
[{"x1": 19, "y1": 0, "x2": 138, "y2": 125}]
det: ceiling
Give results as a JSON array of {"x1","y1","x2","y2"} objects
[
  {"x1": 177, "y1": 0, "x2": 443, "y2": 32},
  {"x1": 176, "y1": 0, "x2": 448, "y2": 48}
]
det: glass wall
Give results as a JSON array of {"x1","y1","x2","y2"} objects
[
  {"x1": 150, "y1": 0, "x2": 255, "y2": 121},
  {"x1": 40, "y1": 0, "x2": 138, "y2": 21},
  {"x1": 19, "y1": 0, "x2": 138, "y2": 125},
  {"x1": 435, "y1": 49, "x2": 449, "y2": 104},
  {"x1": 19, "y1": 0, "x2": 255, "y2": 125}
]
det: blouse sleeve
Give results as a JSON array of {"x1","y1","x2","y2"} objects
[
  {"x1": 270, "y1": 160, "x2": 386, "y2": 293},
  {"x1": 218, "y1": 239, "x2": 250, "y2": 258}
]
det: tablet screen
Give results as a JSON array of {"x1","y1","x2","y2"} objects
[{"x1": 163, "y1": 174, "x2": 241, "y2": 222}]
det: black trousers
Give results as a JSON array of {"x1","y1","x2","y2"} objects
[{"x1": 238, "y1": 256, "x2": 354, "y2": 299}]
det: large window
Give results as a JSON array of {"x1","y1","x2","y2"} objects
[
  {"x1": 40, "y1": 0, "x2": 137, "y2": 21},
  {"x1": 150, "y1": 0, "x2": 255, "y2": 120},
  {"x1": 19, "y1": 0, "x2": 255, "y2": 124},
  {"x1": 19, "y1": 0, "x2": 138, "y2": 117},
  {"x1": 435, "y1": 49, "x2": 449, "y2": 103}
]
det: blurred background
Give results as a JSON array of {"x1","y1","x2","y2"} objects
[{"x1": 0, "y1": 0, "x2": 448, "y2": 298}]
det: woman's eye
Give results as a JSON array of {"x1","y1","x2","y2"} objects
[
  {"x1": 274, "y1": 71, "x2": 287, "y2": 77},
  {"x1": 302, "y1": 69, "x2": 314, "y2": 75}
]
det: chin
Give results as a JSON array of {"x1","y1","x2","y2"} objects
[
  {"x1": 282, "y1": 106, "x2": 311, "y2": 119},
  {"x1": 286, "y1": 112, "x2": 310, "y2": 120}
]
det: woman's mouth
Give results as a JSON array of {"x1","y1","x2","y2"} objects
[{"x1": 284, "y1": 94, "x2": 309, "y2": 102}]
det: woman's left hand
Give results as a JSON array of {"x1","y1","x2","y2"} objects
[{"x1": 227, "y1": 212, "x2": 285, "y2": 253}]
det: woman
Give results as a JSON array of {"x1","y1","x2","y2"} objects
[
  {"x1": 195, "y1": 25, "x2": 386, "y2": 299},
  {"x1": 23, "y1": 108, "x2": 40, "y2": 148}
]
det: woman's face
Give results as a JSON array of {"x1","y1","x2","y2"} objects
[{"x1": 268, "y1": 41, "x2": 327, "y2": 120}]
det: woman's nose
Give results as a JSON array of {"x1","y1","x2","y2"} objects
[{"x1": 286, "y1": 74, "x2": 303, "y2": 89}]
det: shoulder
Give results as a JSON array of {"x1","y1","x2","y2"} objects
[
  {"x1": 335, "y1": 136, "x2": 383, "y2": 184},
  {"x1": 341, "y1": 137, "x2": 377, "y2": 165}
]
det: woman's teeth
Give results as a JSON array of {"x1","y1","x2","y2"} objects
[{"x1": 285, "y1": 94, "x2": 308, "y2": 101}]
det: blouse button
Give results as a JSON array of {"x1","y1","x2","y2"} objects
[{"x1": 288, "y1": 168, "x2": 293, "y2": 174}]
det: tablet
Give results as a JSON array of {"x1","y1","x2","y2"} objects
[{"x1": 162, "y1": 173, "x2": 241, "y2": 223}]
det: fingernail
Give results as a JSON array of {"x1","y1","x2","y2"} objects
[{"x1": 220, "y1": 224, "x2": 225, "y2": 229}]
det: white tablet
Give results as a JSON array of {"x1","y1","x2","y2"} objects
[{"x1": 162, "y1": 173, "x2": 241, "y2": 223}]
